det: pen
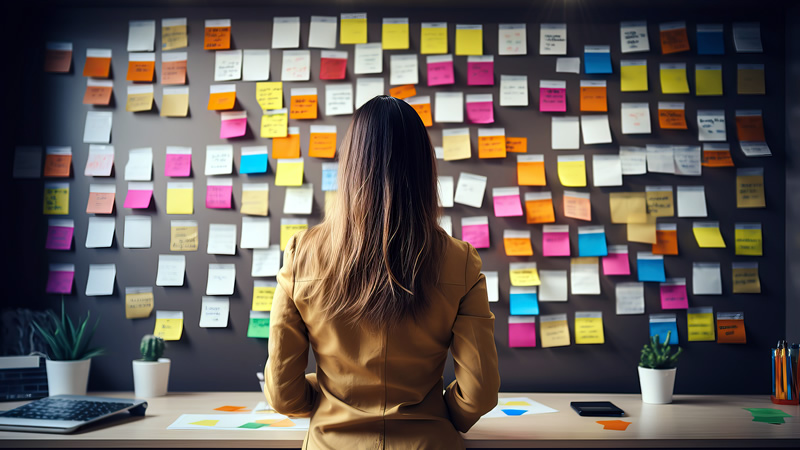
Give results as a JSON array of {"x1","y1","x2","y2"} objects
[{"x1": 772, "y1": 348, "x2": 776, "y2": 397}]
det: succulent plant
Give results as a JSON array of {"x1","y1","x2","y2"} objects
[
  {"x1": 140, "y1": 334, "x2": 165, "y2": 362},
  {"x1": 639, "y1": 331, "x2": 682, "y2": 369}
]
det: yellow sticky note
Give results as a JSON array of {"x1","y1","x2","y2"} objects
[
  {"x1": 241, "y1": 188, "x2": 269, "y2": 216},
  {"x1": 574, "y1": 315, "x2": 604, "y2": 344},
  {"x1": 693, "y1": 224, "x2": 726, "y2": 248},
  {"x1": 660, "y1": 66, "x2": 690, "y2": 94},
  {"x1": 735, "y1": 227, "x2": 762, "y2": 256},
  {"x1": 455, "y1": 27, "x2": 482, "y2": 56},
  {"x1": 687, "y1": 312, "x2": 715, "y2": 341},
  {"x1": 43, "y1": 184, "x2": 69, "y2": 215},
  {"x1": 126, "y1": 91, "x2": 154, "y2": 112},
  {"x1": 340, "y1": 16, "x2": 367, "y2": 44},
  {"x1": 732, "y1": 266, "x2": 761, "y2": 293},
  {"x1": 253, "y1": 285, "x2": 276, "y2": 311},
  {"x1": 737, "y1": 66, "x2": 765, "y2": 95},
  {"x1": 189, "y1": 420, "x2": 219, "y2": 427},
  {"x1": 505, "y1": 401, "x2": 530, "y2": 406},
  {"x1": 170, "y1": 222, "x2": 199, "y2": 251},
  {"x1": 736, "y1": 174, "x2": 766, "y2": 208},
  {"x1": 695, "y1": 66, "x2": 723, "y2": 96},
  {"x1": 645, "y1": 189, "x2": 674, "y2": 217},
  {"x1": 166, "y1": 185, "x2": 193, "y2": 214},
  {"x1": 161, "y1": 91, "x2": 189, "y2": 117},
  {"x1": 325, "y1": 190, "x2": 338, "y2": 217},
  {"x1": 260, "y1": 110, "x2": 288, "y2": 138},
  {"x1": 281, "y1": 223, "x2": 308, "y2": 251},
  {"x1": 125, "y1": 291, "x2": 154, "y2": 319},
  {"x1": 620, "y1": 63, "x2": 648, "y2": 92},
  {"x1": 609, "y1": 192, "x2": 647, "y2": 224},
  {"x1": 442, "y1": 132, "x2": 471, "y2": 161},
  {"x1": 154, "y1": 315, "x2": 183, "y2": 341},
  {"x1": 420, "y1": 24, "x2": 447, "y2": 54},
  {"x1": 382, "y1": 20, "x2": 409, "y2": 50},
  {"x1": 557, "y1": 159, "x2": 586, "y2": 187},
  {"x1": 275, "y1": 159, "x2": 304, "y2": 186},
  {"x1": 540, "y1": 318, "x2": 570, "y2": 348},
  {"x1": 162, "y1": 22, "x2": 188, "y2": 51},
  {"x1": 627, "y1": 214, "x2": 657, "y2": 244},
  {"x1": 509, "y1": 266, "x2": 540, "y2": 287},
  {"x1": 256, "y1": 82, "x2": 283, "y2": 110}
]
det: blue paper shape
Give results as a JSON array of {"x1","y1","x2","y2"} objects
[
  {"x1": 584, "y1": 50, "x2": 612, "y2": 74},
  {"x1": 240, "y1": 153, "x2": 268, "y2": 174},
  {"x1": 649, "y1": 321, "x2": 679, "y2": 345},
  {"x1": 322, "y1": 167, "x2": 338, "y2": 191},
  {"x1": 637, "y1": 258, "x2": 666, "y2": 282},
  {"x1": 510, "y1": 293, "x2": 539, "y2": 315},
  {"x1": 697, "y1": 31, "x2": 724, "y2": 55},
  {"x1": 502, "y1": 409, "x2": 526, "y2": 416},
  {"x1": 578, "y1": 232, "x2": 608, "y2": 257}
]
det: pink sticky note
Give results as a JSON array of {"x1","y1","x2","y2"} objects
[
  {"x1": 427, "y1": 61, "x2": 454, "y2": 86},
  {"x1": 543, "y1": 231, "x2": 570, "y2": 256},
  {"x1": 493, "y1": 195, "x2": 523, "y2": 217},
  {"x1": 509, "y1": 322, "x2": 536, "y2": 347},
  {"x1": 220, "y1": 117, "x2": 247, "y2": 139},
  {"x1": 45, "y1": 226, "x2": 73, "y2": 250},
  {"x1": 206, "y1": 185, "x2": 232, "y2": 209},
  {"x1": 466, "y1": 101, "x2": 494, "y2": 124},
  {"x1": 539, "y1": 88, "x2": 566, "y2": 112},
  {"x1": 46, "y1": 270, "x2": 74, "y2": 294},
  {"x1": 602, "y1": 252, "x2": 630, "y2": 275},
  {"x1": 165, "y1": 154, "x2": 191, "y2": 177},
  {"x1": 660, "y1": 284, "x2": 688, "y2": 310},
  {"x1": 320, "y1": 57, "x2": 347, "y2": 80},
  {"x1": 124, "y1": 190, "x2": 153, "y2": 209},
  {"x1": 462, "y1": 224, "x2": 490, "y2": 249},
  {"x1": 467, "y1": 61, "x2": 494, "y2": 86}
]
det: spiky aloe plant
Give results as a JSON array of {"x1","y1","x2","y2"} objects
[
  {"x1": 140, "y1": 334, "x2": 165, "y2": 361},
  {"x1": 31, "y1": 299, "x2": 104, "y2": 361},
  {"x1": 639, "y1": 331, "x2": 682, "y2": 369}
]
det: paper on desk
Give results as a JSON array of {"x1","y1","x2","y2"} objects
[
  {"x1": 167, "y1": 414, "x2": 309, "y2": 430},
  {"x1": 482, "y1": 397, "x2": 558, "y2": 418}
]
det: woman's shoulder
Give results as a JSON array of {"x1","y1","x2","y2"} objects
[{"x1": 438, "y1": 234, "x2": 481, "y2": 286}]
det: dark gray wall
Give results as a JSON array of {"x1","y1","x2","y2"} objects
[
  {"x1": 3, "y1": 2, "x2": 788, "y2": 394},
  {"x1": 786, "y1": 2, "x2": 800, "y2": 345}
]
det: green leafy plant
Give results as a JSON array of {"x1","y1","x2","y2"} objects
[
  {"x1": 139, "y1": 334, "x2": 165, "y2": 361},
  {"x1": 31, "y1": 299, "x2": 104, "y2": 361},
  {"x1": 639, "y1": 331, "x2": 682, "y2": 369}
]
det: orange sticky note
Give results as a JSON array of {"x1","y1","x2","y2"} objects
[
  {"x1": 563, "y1": 192, "x2": 591, "y2": 221},
  {"x1": 44, "y1": 43, "x2": 72, "y2": 73},
  {"x1": 309, "y1": 128, "x2": 337, "y2": 159},
  {"x1": 525, "y1": 196, "x2": 555, "y2": 224},
  {"x1": 83, "y1": 80, "x2": 113, "y2": 105},
  {"x1": 518, "y1": 156, "x2": 545, "y2": 186},
  {"x1": 735, "y1": 114, "x2": 766, "y2": 142},
  {"x1": 478, "y1": 131, "x2": 506, "y2": 159},
  {"x1": 272, "y1": 128, "x2": 301, "y2": 159},
  {"x1": 208, "y1": 85, "x2": 236, "y2": 110},
  {"x1": 579, "y1": 84, "x2": 607, "y2": 112},
  {"x1": 504, "y1": 237, "x2": 534, "y2": 256},
  {"x1": 506, "y1": 137, "x2": 527, "y2": 153},
  {"x1": 597, "y1": 420, "x2": 631, "y2": 431},
  {"x1": 83, "y1": 50, "x2": 111, "y2": 78},
  {"x1": 702, "y1": 148, "x2": 735, "y2": 167},
  {"x1": 268, "y1": 418, "x2": 296, "y2": 427},
  {"x1": 44, "y1": 154, "x2": 72, "y2": 178},
  {"x1": 658, "y1": 106, "x2": 687, "y2": 130},
  {"x1": 407, "y1": 97, "x2": 433, "y2": 127},
  {"x1": 290, "y1": 93, "x2": 318, "y2": 120},
  {"x1": 127, "y1": 54, "x2": 155, "y2": 82},
  {"x1": 717, "y1": 318, "x2": 746, "y2": 344},
  {"x1": 214, "y1": 405, "x2": 247, "y2": 412},
  {"x1": 660, "y1": 23, "x2": 690, "y2": 54},
  {"x1": 389, "y1": 84, "x2": 416, "y2": 99},
  {"x1": 652, "y1": 227, "x2": 678, "y2": 255},
  {"x1": 161, "y1": 55, "x2": 187, "y2": 85},
  {"x1": 204, "y1": 20, "x2": 231, "y2": 50},
  {"x1": 86, "y1": 191, "x2": 115, "y2": 214}
]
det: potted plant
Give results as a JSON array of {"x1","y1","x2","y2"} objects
[
  {"x1": 32, "y1": 299, "x2": 104, "y2": 396},
  {"x1": 132, "y1": 334, "x2": 170, "y2": 398},
  {"x1": 638, "y1": 330, "x2": 682, "y2": 404}
]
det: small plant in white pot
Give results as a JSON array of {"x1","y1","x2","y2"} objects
[
  {"x1": 132, "y1": 334, "x2": 170, "y2": 398},
  {"x1": 32, "y1": 300, "x2": 104, "y2": 396},
  {"x1": 638, "y1": 330, "x2": 682, "y2": 404}
]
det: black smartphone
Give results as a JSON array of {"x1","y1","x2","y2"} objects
[{"x1": 570, "y1": 401, "x2": 625, "y2": 417}]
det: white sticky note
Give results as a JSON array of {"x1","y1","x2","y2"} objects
[
  {"x1": 355, "y1": 43, "x2": 383, "y2": 74},
  {"x1": 616, "y1": 282, "x2": 645, "y2": 315},
  {"x1": 435, "y1": 92, "x2": 464, "y2": 123},
  {"x1": 13, "y1": 146, "x2": 42, "y2": 179},
  {"x1": 156, "y1": 254, "x2": 185, "y2": 286},
  {"x1": 241, "y1": 217, "x2": 270, "y2": 249},
  {"x1": 123, "y1": 215, "x2": 151, "y2": 248},
  {"x1": 355, "y1": 77, "x2": 384, "y2": 109},
  {"x1": 539, "y1": 270, "x2": 568, "y2": 302},
  {"x1": 308, "y1": 16, "x2": 338, "y2": 49},
  {"x1": 621, "y1": 102, "x2": 651, "y2": 134},
  {"x1": 674, "y1": 146, "x2": 702, "y2": 176},
  {"x1": 499, "y1": 75, "x2": 528, "y2": 106},
  {"x1": 580, "y1": 115, "x2": 612, "y2": 145},
  {"x1": 205, "y1": 145, "x2": 233, "y2": 176},
  {"x1": 677, "y1": 186, "x2": 708, "y2": 217},
  {"x1": 540, "y1": 23, "x2": 567, "y2": 55},
  {"x1": 125, "y1": 148, "x2": 153, "y2": 181},
  {"x1": 498, "y1": 24, "x2": 527, "y2": 55},
  {"x1": 284, "y1": 183, "x2": 314, "y2": 214},
  {"x1": 390, "y1": 54, "x2": 419, "y2": 85},
  {"x1": 697, "y1": 110, "x2": 726, "y2": 142},
  {"x1": 454, "y1": 172, "x2": 487, "y2": 208},
  {"x1": 620, "y1": 21, "x2": 650, "y2": 53},
  {"x1": 646, "y1": 145, "x2": 675, "y2": 174},
  {"x1": 733, "y1": 22, "x2": 763, "y2": 53},
  {"x1": 83, "y1": 111, "x2": 113, "y2": 144},
  {"x1": 484, "y1": 271, "x2": 499, "y2": 302},
  {"x1": 281, "y1": 50, "x2": 311, "y2": 81},
  {"x1": 207, "y1": 223, "x2": 237, "y2": 255},
  {"x1": 272, "y1": 17, "x2": 300, "y2": 49},
  {"x1": 325, "y1": 83, "x2": 354, "y2": 116},
  {"x1": 571, "y1": 259, "x2": 600, "y2": 295},
  {"x1": 552, "y1": 116, "x2": 580, "y2": 150},
  {"x1": 206, "y1": 264, "x2": 236, "y2": 296},
  {"x1": 620, "y1": 146, "x2": 647, "y2": 175},
  {"x1": 200, "y1": 296, "x2": 230, "y2": 328},
  {"x1": 252, "y1": 245, "x2": 281, "y2": 277},
  {"x1": 128, "y1": 20, "x2": 156, "y2": 52},
  {"x1": 438, "y1": 176, "x2": 454, "y2": 208},
  {"x1": 556, "y1": 57, "x2": 580, "y2": 73},
  {"x1": 86, "y1": 264, "x2": 116, "y2": 296},
  {"x1": 439, "y1": 215, "x2": 453, "y2": 236},
  {"x1": 85, "y1": 217, "x2": 115, "y2": 248},
  {"x1": 592, "y1": 154, "x2": 623, "y2": 187},
  {"x1": 214, "y1": 49, "x2": 242, "y2": 81},
  {"x1": 692, "y1": 262, "x2": 722, "y2": 295},
  {"x1": 242, "y1": 49, "x2": 270, "y2": 81}
]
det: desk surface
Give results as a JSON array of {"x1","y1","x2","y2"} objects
[{"x1": 0, "y1": 392, "x2": 798, "y2": 448}]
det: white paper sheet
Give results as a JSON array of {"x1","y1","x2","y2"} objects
[
  {"x1": 620, "y1": 146, "x2": 647, "y2": 175},
  {"x1": 128, "y1": 20, "x2": 156, "y2": 52},
  {"x1": 85, "y1": 217, "x2": 115, "y2": 248},
  {"x1": 454, "y1": 172, "x2": 487, "y2": 208},
  {"x1": 538, "y1": 270, "x2": 568, "y2": 301},
  {"x1": 123, "y1": 215, "x2": 151, "y2": 248},
  {"x1": 83, "y1": 111, "x2": 113, "y2": 144},
  {"x1": 692, "y1": 262, "x2": 722, "y2": 295},
  {"x1": 284, "y1": 183, "x2": 314, "y2": 214},
  {"x1": 125, "y1": 148, "x2": 153, "y2": 181},
  {"x1": 556, "y1": 57, "x2": 580, "y2": 73},
  {"x1": 241, "y1": 217, "x2": 270, "y2": 249},
  {"x1": 620, "y1": 21, "x2": 650, "y2": 53},
  {"x1": 86, "y1": 264, "x2": 116, "y2": 296},
  {"x1": 621, "y1": 102, "x2": 651, "y2": 134},
  {"x1": 281, "y1": 50, "x2": 311, "y2": 81},
  {"x1": 484, "y1": 271, "x2": 499, "y2": 302},
  {"x1": 616, "y1": 282, "x2": 645, "y2": 315},
  {"x1": 580, "y1": 115, "x2": 612, "y2": 145},
  {"x1": 206, "y1": 264, "x2": 236, "y2": 296},
  {"x1": 499, "y1": 75, "x2": 528, "y2": 106},
  {"x1": 540, "y1": 23, "x2": 567, "y2": 55},
  {"x1": 242, "y1": 49, "x2": 270, "y2": 81},
  {"x1": 389, "y1": 54, "x2": 419, "y2": 85},
  {"x1": 355, "y1": 77, "x2": 384, "y2": 109},
  {"x1": 200, "y1": 296, "x2": 230, "y2": 328},
  {"x1": 592, "y1": 154, "x2": 623, "y2": 187},
  {"x1": 551, "y1": 116, "x2": 580, "y2": 150},
  {"x1": 697, "y1": 110, "x2": 726, "y2": 142},
  {"x1": 354, "y1": 43, "x2": 383, "y2": 74},
  {"x1": 308, "y1": 16, "x2": 337, "y2": 49},
  {"x1": 676, "y1": 186, "x2": 708, "y2": 217},
  {"x1": 272, "y1": 17, "x2": 300, "y2": 49},
  {"x1": 438, "y1": 176, "x2": 454, "y2": 208},
  {"x1": 570, "y1": 260, "x2": 600, "y2": 295},
  {"x1": 646, "y1": 145, "x2": 675, "y2": 174},
  {"x1": 205, "y1": 145, "x2": 233, "y2": 176},
  {"x1": 207, "y1": 223, "x2": 237, "y2": 255},
  {"x1": 252, "y1": 245, "x2": 281, "y2": 277},
  {"x1": 325, "y1": 84, "x2": 354, "y2": 116},
  {"x1": 434, "y1": 92, "x2": 464, "y2": 123},
  {"x1": 214, "y1": 49, "x2": 242, "y2": 81}
]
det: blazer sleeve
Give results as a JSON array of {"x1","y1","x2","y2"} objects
[
  {"x1": 263, "y1": 234, "x2": 317, "y2": 417},
  {"x1": 444, "y1": 243, "x2": 501, "y2": 432}
]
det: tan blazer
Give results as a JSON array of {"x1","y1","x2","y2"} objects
[{"x1": 264, "y1": 230, "x2": 500, "y2": 450}]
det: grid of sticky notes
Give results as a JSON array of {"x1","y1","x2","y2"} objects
[{"x1": 29, "y1": 16, "x2": 772, "y2": 350}]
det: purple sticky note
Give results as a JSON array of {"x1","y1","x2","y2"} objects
[
  {"x1": 602, "y1": 252, "x2": 630, "y2": 275},
  {"x1": 542, "y1": 231, "x2": 570, "y2": 256},
  {"x1": 660, "y1": 283, "x2": 689, "y2": 309},
  {"x1": 467, "y1": 61, "x2": 494, "y2": 86},
  {"x1": 220, "y1": 116, "x2": 247, "y2": 139},
  {"x1": 124, "y1": 189, "x2": 153, "y2": 209},
  {"x1": 46, "y1": 270, "x2": 74, "y2": 294},
  {"x1": 206, "y1": 185, "x2": 232, "y2": 209},
  {"x1": 45, "y1": 226, "x2": 73, "y2": 250},
  {"x1": 462, "y1": 224, "x2": 490, "y2": 249},
  {"x1": 165, "y1": 154, "x2": 191, "y2": 177},
  {"x1": 539, "y1": 88, "x2": 566, "y2": 112},
  {"x1": 466, "y1": 101, "x2": 494, "y2": 124},
  {"x1": 427, "y1": 61, "x2": 455, "y2": 86},
  {"x1": 509, "y1": 321, "x2": 536, "y2": 347},
  {"x1": 493, "y1": 195, "x2": 523, "y2": 217}
]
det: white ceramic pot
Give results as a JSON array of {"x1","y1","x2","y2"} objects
[
  {"x1": 132, "y1": 358, "x2": 171, "y2": 398},
  {"x1": 46, "y1": 359, "x2": 91, "y2": 396},
  {"x1": 638, "y1": 366, "x2": 677, "y2": 404}
]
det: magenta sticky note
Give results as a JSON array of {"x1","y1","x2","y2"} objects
[
  {"x1": 124, "y1": 190, "x2": 153, "y2": 209},
  {"x1": 427, "y1": 61, "x2": 455, "y2": 86},
  {"x1": 165, "y1": 154, "x2": 191, "y2": 177},
  {"x1": 206, "y1": 185, "x2": 232, "y2": 209},
  {"x1": 493, "y1": 195, "x2": 523, "y2": 217},
  {"x1": 539, "y1": 88, "x2": 566, "y2": 112},
  {"x1": 542, "y1": 231, "x2": 570, "y2": 256},
  {"x1": 45, "y1": 226, "x2": 73, "y2": 250},
  {"x1": 462, "y1": 224, "x2": 490, "y2": 249},
  {"x1": 467, "y1": 61, "x2": 494, "y2": 86},
  {"x1": 46, "y1": 270, "x2": 74, "y2": 294},
  {"x1": 220, "y1": 118, "x2": 247, "y2": 139},
  {"x1": 509, "y1": 322, "x2": 536, "y2": 347},
  {"x1": 602, "y1": 252, "x2": 630, "y2": 275},
  {"x1": 466, "y1": 101, "x2": 494, "y2": 124},
  {"x1": 660, "y1": 284, "x2": 689, "y2": 310}
]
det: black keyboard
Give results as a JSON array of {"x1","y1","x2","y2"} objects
[{"x1": 0, "y1": 397, "x2": 133, "y2": 421}]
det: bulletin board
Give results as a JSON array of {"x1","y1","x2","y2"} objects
[{"x1": 3, "y1": 2, "x2": 787, "y2": 394}]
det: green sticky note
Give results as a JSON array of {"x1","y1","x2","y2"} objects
[
  {"x1": 239, "y1": 422, "x2": 269, "y2": 429},
  {"x1": 743, "y1": 408, "x2": 792, "y2": 417},
  {"x1": 752, "y1": 416, "x2": 785, "y2": 424},
  {"x1": 247, "y1": 317, "x2": 270, "y2": 338}
]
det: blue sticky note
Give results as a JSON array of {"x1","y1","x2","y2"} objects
[
  {"x1": 322, "y1": 167, "x2": 338, "y2": 191},
  {"x1": 649, "y1": 321, "x2": 679, "y2": 345},
  {"x1": 240, "y1": 153, "x2": 268, "y2": 174},
  {"x1": 510, "y1": 292, "x2": 539, "y2": 315},
  {"x1": 637, "y1": 257, "x2": 666, "y2": 282},
  {"x1": 578, "y1": 232, "x2": 608, "y2": 257},
  {"x1": 584, "y1": 48, "x2": 612, "y2": 74},
  {"x1": 502, "y1": 409, "x2": 526, "y2": 416},
  {"x1": 697, "y1": 31, "x2": 724, "y2": 55}
]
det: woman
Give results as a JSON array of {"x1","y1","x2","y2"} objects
[{"x1": 264, "y1": 96, "x2": 500, "y2": 449}]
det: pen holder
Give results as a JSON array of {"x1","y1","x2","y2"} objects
[{"x1": 770, "y1": 346, "x2": 799, "y2": 405}]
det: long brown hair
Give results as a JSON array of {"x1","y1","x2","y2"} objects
[{"x1": 296, "y1": 95, "x2": 447, "y2": 327}]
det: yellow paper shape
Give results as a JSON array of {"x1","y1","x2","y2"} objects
[
  {"x1": 170, "y1": 224, "x2": 199, "y2": 251},
  {"x1": 660, "y1": 67, "x2": 690, "y2": 94},
  {"x1": 324, "y1": 190, "x2": 338, "y2": 217},
  {"x1": 189, "y1": 420, "x2": 219, "y2": 426},
  {"x1": 126, "y1": 92, "x2": 153, "y2": 112},
  {"x1": 256, "y1": 82, "x2": 283, "y2": 110},
  {"x1": 505, "y1": 401, "x2": 531, "y2": 406},
  {"x1": 540, "y1": 319, "x2": 570, "y2": 348},
  {"x1": 166, "y1": 186, "x2": 193, "y2": 214},
  {"x1": 735, "y1": 228, "x2": 762, "y2": 256},
  {"x1": 504, "y1": 238, "x2": 533, "y2": 256},
  {"x1": 382, "y1": 22, "x2": 409, "y2": 50},
  {"x1": 161, "y1": 93, "x2": 189, "y2": 117},
  {"x1": 645, "y1": 190, "x2": 674, "y2": 217},
  {"x1": 275, "y1": 161, "x2": 304, "y2": 186},
  {"x1": 627, "y1": 214, "x2": 657, "y2": 244},
  {"x1": 261, "y1": 112, "x2": 288, "y2": 138},
  {"x1": 509, "y1": 267, "x2": 540, "y2": 287},
  {"x1": 736, "y1": 175, "x2": 766, "y2": 208},
  {"x1": 255, "y1": 419, "x2": 279, "y2": 424},
  {"x1": 253, "y1": 286, "x2": 276, "y2": 311},
  {"x1": 162, "y1": 24, "x2": 188, "y2": 51},
  {"x1": 732, "y1": 267, "x2": 761, "y2": 293},
  {"x1": 575, "y1": 317, "x2": 604, "y2": 344},
  {"x1": 609, "y1": 192, "x2": 647, "y2": 224},
  {"x1": 241, "y1": 190, "x2": 269, "y2": 216},
  {"x1": 695, "y1": 68, "x2": 723, "y2": 96},
  {"x1": 557, "y1": 160, "x2": 586, "y2": 187},
  {"x1": 442, "y1": 133, "x2": 471, "y2": 161},
  {"x1": 620, "y1": 64, "x2": 648, "y2": 92},
  {"x1": 281, "y1": 223, "x2": 308, "y2": 251},
  {"x1": 154, "y1": 317, "x2": 183, "y2": 341},
  {"x1": 125, "y1": 291, "x2": 154, "y2": 319},
  {"x1": 693, "y1": 226, "x2": 726, "y2": 248},
  {"x1": 340, "y1": 18, "x2": 367, "y2": 44},
  {"x1": 737, "y1": 68, "x2": 765, "y2": 95},
  {"x1": 455, "y1": 28, "x2": 482, "y2": 56},
  {"x1": 43, "y1": 186, "x2": 69, "y2": 215},
  {"x1": 687, "y1": 313, "x2": 715, "y2": 341},
  {"x1": 420, "y1": 26, "x2": 447, "y2": 54}
]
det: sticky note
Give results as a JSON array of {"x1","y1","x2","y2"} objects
[
  {"x1": 406, "y1": 96, "x2": 432, "y2": 127},
  {"x1": 621, "y1": 102, "x2": 652, "y2": 135},
  {"x1": 289, "y1": 88, "x2": 318, "y2": 119},
  {"x1": 44, "y1": 147, "x2": 72, "y2": 178},
  {"x1": 478, "y1": 128, "x2": 506, "y2": 159},
  {"x1": 169, "y1": 219, "x2": 198, "y2": 251},
  {"x1": 492, "y1": 187, "x2": 522, "y2": 217},
  {"x1": 619, "y1": 60, "x2": 647, "y2": 92},
  {"x1": 524, "y1": 192, "x2": 555, "y2": 224},
  {"x1": 83, "y1": 79, "x2": 113, "y2": 105},
  {"x1": 509, "y1": 262, "x2": 540, "y2": 287},
  {"x1": 280, "y1": 218, "x2": 308, "y2": 250},
  {"x1": 161, "y1": 52, "x2": 187, "y2": 85},
  {"x1": 578, "y1": 226, "x2": 607, "y2": 257},
  {"x1": 584, "y1": 45, "x2": 612, "y2": 74},
  {"x1": 420, "y1": 22, "x2": 448, "y2": 54},
  {"x1": 542, "y1": 225, "x2": 569, "y2": 257},
  {"x1": 208, "y1": 84, "x2": 236, "y2": 110},
  {"x1": 381, "y1": 17, "x2": 409, "y2": 50},
  {"x1": 308, "y1": 16, "x2": 337, "y2": 50},
  {"x1": 693, "y1": 222, "x2": 725, "y2": 248},
  {"x1": 259, "y1": 109, "x2": 288, "y2": 139},
  {"x1": 83, "y1": 48, "x2": 111, "y2": 78},
  {"x1": 206, "y1": 178, "x2": 232, "y2": 209},
  {"x1": 693, "y1": 262, "x2": 722, "y2": 295},
  {"x1": 540, "y1": 23, "x2": 567, "y2": 55},
  {"x1": 620, "y1": 21, "x2": 649, "y2": 53},
  {"x1": 659, "y1": 21, "x2": 690, "y2": 54},
  {"x1": 127, "y1": 52, "x2": 155, "y2": 82},
  {"x1": 162, "y1": 17, "x2": 188, "y2": 51},
  {"x1": 253, "y1": 280, "x2": 277, "y2": 311},
  {"x1": 498, "y1": 23, "x2": 527, "y2": 55},
  {"x1": 603, "y1": 245, "x2": 630, "y2": 276},
  {"x1": 154, "y1": 311, "x2": 184, "y2": 340},
  {"x1": 660, "y1": 63, "x2": 689, "y2": 94},
  {"x1": 732, "y1": 262, "x2": 761, "y2": 293},
  {"x1": 461, "y1": 216, "x2": 490, "y2": 249},
  {"x1": 571, "y1": 257, "x2": 600, "y2": 295},
  {"x1": 163, "y1": 146, "x2": 191, "y2": 178},
  {"x1": 309, "y1": 125, "x2": 337, "y2": 159},
  {"x1": 658, "y1": 102, "x2": 687, "y2": 129},
  {"x1": 214, "y1": 49, "x2": 242, "y2": 81},
  {"x1": 427, "y1": 55, "x2": 454, "y2": 86},
  {"x1": 508, "y1": 316, "x2": 536, "y2": 348},
  {"x1": 539, "y1": 80, "x2": 566, "y2": 112},
  {"x1": 627, "y1": 214, "x2": 657, "y2": 244},
  {"x1": 85, "y1": 264, "x2": 116, "y2": 297},
  {"x1": 645, "y1": 186, "x2": 674, "y2": 217},
  {"x1": 551, "y1": 116, "x2": 579, "y2": 150},
  {"x1": 500, "y1": 75, "x2": 528, "y2": 107},
  {"x1": 737, "y1": 64, "x2": 765, "y2": 95},
  {"x1": 189, "y1": 420, "x2": 219, "y2": 427},
  {"x1": 517, "y1": 155, "x2": 545, "y2": 186},
  {"x1": 125, "y1": 287, "x2": 154, "y2": 319},
  {"x1": 660, "y1": 279, "x2": 688, "y2": 309},
  {"x1": 735, "y1": 223, "x2": 762, "y2": 256},
  {"x1": 733, "y1": 22, "x2": 763, "y2": 53},
  {"x1": 43, "y1": 182, "x2": 69, "y2": 215},
  {"x1": 736, "y1": 168, "x2": 766, "y2": 208},
  {"x1": 340, "y1": 13, "x2": 367, "y2": 44},
  {"x1": 219, "y1": 111, "x2": 247, "y2": 139},
  {"x1": 556, "y1": 57, "x2": 580, "y2": 73},
  {"x1": 574, "y1": 312, "x2": 604, "y2": 344},
  {"x1": 580, "y1": 80, "x2": 607, "y2": 112},
  {"x1": 609, "y1": 192, "x2": 647, "y2": 224},
  {"x1": 716, "y1": 312, "x2": 746, "y2": 344},
  {"x1": 128, "y1": 20, "x2": 155, "y2": 52},
  {"x1": 637, "y1": 252, "x2": 665, "y2": 282},
  {"x1": 453, "y1": 173, "x2": 486, "y2": 209},
  {"x1": 275, "y1": 158, "x2": 304, "y2": 186},
  {"x1": 46, "y1": 219, "x2": 74, "y2": 250},
  {"x1": 649, "y1": 314, "x2": 678, "y2": 345},
  {"x1": 161, "y1": 86, "x2": 189, "y2": 117},
  {"x1": 325, "y1": 83, "x2": 354, "y2": 116},
  {"x1": 166, "y1": 182, "x2": 193, "y2": 215},
  {"x1": 389, "y1": 84, "x2": 416, "y2": 100},
  {"x1": 701, "y1": 144, "x2": 734, "y2": 167},
  {"x1": 695, "y1": 64, "x2": 723, "y2": 96},
  {"x1": 241, "y1": 184, "x2": 269, "y2": 216},
  {"x1": 735, "y1": 111, "x2": 766, "y2": 142},
  {"x1": 687, "y1": 307, "x2": 715, "y2": 341},
  {"x1": 539, "y1": 270, "x2": 567, "y2": 302},
  {"x1": 466, "y1": 94, "x2": 494, "y2": 124},
  {"x1": 697, "y1": 24, "x2": 724, "y2": 55},
  {"x1": 455, "y1": 24, "x2": 482, "y2": 56},
  {"x1": 504, "y1": 230, "x2": 533, "y2": 256},
  {"x1": 596, "y1": 420, "x2": 631, "y2": 431},
  {"x1": 204, "y1": 19, "x2": 231, "y2": 50},
  {"x1": 563, "y1": 190, "x2": 591, "y2": 221},
  {"x1": 540, "y1": 314, "x2": 570, "y2": 348},
  {"x1": 239, "y1": 146, "x2": 268, "y2": 175},
  {"x1": 581, "y1": 115, "x2": 612, "y2": 145},
  {"x1": 676, "y1": 186, "x2": 707, "y2": 217},
  {"x1": 652, "y1": 224, "x2": 678, "y2": 255},
  {"x1": 467, "y1": 56, "x2": 493, "y2": 86},
  {"x1": 156, "y1": 255, "x2": 185, "y2": 286},
  {"x1": 510, "y1": 286, "x2": 538, "y2": 315},
  {"x1": 442, "y1": 128, "x2": 471, "y2": 161},
  {"x1": 46, "y1": 264, "x2": 74, "y2": 294},
  {"x1": 557, "y1": 155, "x2": 586, "y2": 187},
  {"x1": 44, "y1": 42, "x2": 72, "y2": 73},
  {"x1": 83, "y1": 220, "x2": 113, "y2": 251},
  {"x1": 86, "y1": 184, "x2": 116, "y2": 214},
  {"x1": 389, "y1": 54, "x2": 418, "y2": 86},
  {"x1": 126, "y1": 85, "x2": 154, "y2": 112}
]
